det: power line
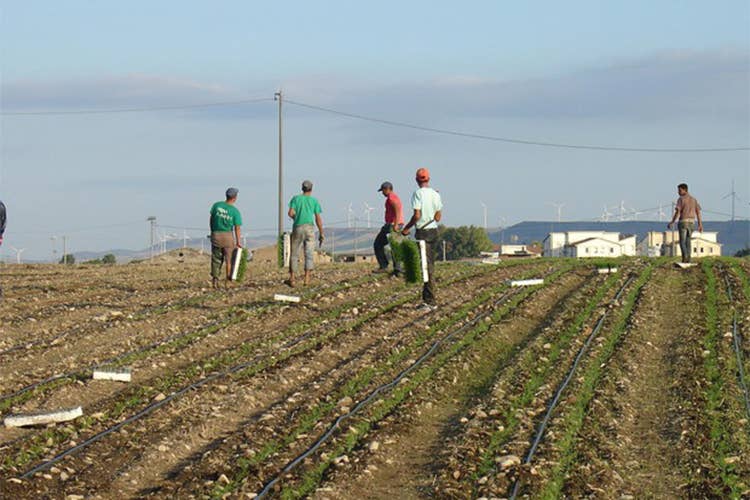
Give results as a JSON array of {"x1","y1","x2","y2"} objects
[
  {"x1": 284, "y1": 98, "x2": 750, "y2": 153},
  {"x1": 0, "y1": 97, "x2": 273, "y2": 116}
]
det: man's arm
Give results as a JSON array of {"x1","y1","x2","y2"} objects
[
  {"x1": 234, "y1": 225, "x2": 242, "y2": 247},
  {"x1": 696, "y1": 206, "x2": 703, "y2": 232},
  {"x1": 434, "y1": 210, "x2": 442, "y2": 223},
  {"x1": 402, "y1": 209, "x2": 421, "y2": 235},
  {"x1": 288, "y1": 208, "x2": 296, "y2": 220},
  {"x1": 315, "y1": 213, "x2": 324, "y2": 245},
  {"x1": 667, "y1": 205, "x2": 680, "y2": 229},
  {"x1": 389, "y1": 198, "x2": 404, "y2": 229}
]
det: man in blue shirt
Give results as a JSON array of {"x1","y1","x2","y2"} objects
[{"x1": 402, "y1": 168, "x2": 443, "y2": 310}]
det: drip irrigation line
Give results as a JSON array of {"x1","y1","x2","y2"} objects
[
  {"x1": 255, "y1": 270, "x2": 561, "y2": 499},
  {"x1": 0, "y1": 274, "x2": 359, "y2": 406},
  {"x1": 509, "y1": 273, "x2": 636, "y2": 500},
  {"x1": 14, "y1": 265, "x2": 491, "y2": 479},
  {"x1": 284, "y1": 99, "x2": 750, "y2": 153},
  {"x1": 723, "y1": 273, "x2": 750, "y2": 419}
]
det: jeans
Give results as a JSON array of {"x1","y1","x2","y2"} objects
[
  {"x1": 374, "y1": 224, "x2": 403, "y2": 273},
  {"x1": 416, "y1": 227, "x2": 438, "y2": 305},
  {"x1": 678, "y1": 221, "x2": 694, "y2": 262},
  {"x1": 290, "y1": 224, "x2": 315, "y2": 273}
]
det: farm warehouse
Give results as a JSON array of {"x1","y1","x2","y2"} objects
[{"x1": 0, "y1": 257, "x2": 748, "y2": 498}]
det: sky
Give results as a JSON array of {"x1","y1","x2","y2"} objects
[{"x1": 1, "y1": 1, "x2": 749, "y2": 260}]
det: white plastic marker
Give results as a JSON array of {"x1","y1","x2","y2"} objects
[
  {"x1": 274, "y1": 294, "x2": 301, "y2": 303},
  {"x1": 4, "y1": 406, "x2": 83, "y2": 428},
  {"x1": 230, "y1": 248, "x2": 243, "y2": 281},
  {"x1": 482, "y1": 258, "x2": 501, "y2": 265},
  {"x1": 597, "y1": 267, "x2": 618, "y2": 274},
  {"x1": 418, "y1": 240, "x2": 429, "y2": 283},
  {"x1": 675, "y1": 262, "x2": 698, "y2": 269},
  {"x1": 283, "y1": 232, "x2": 291, "y2": 268},
  {"x1": 510, "y1": 278, "x2": 544, "y2": 287},
  {"x1": 93, "y1": 367, "x2": 132, "y2": 383}
]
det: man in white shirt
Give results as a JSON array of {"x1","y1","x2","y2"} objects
[{"x1": 402, "y1": 168, "x2": 443, "y2": 309}]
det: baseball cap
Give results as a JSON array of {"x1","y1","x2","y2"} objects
[
  {"x1": 302, "y1": 180, "x2": 313, "y2": 191},
  {"x1": 377, "y1": 181, "x2": 393, "y2": 192},
  {"x1": 226, "y1": 187, "x2": 239, "y2": 198},
  {"x1": 415, "y1": 168, "x2": 430, "y2": 182}
]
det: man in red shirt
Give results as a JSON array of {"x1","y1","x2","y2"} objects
[{"x1": 373, "y1": 181, "x2": 404, "y2": 276}]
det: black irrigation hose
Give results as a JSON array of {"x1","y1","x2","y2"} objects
[
  {"x1": 255, "y1": 286, "x2": 528, "y2": 499},
  {"x1": 723, "y1": 274, "x2": 750, "y2": 419},
  {"x1": 1, "y1": 274, "x2": 376, "y2": 405},
  {"x1": 508, "y1": 274, "x2": 636, "y2": 500},
  {"x1": 16, "y1": 265, "x2": 502, "y2": 479}
]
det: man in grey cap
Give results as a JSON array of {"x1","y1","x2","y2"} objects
[
  {"x1": 373, "y1": 181, "x2": 404, "y2": 275},
  {"x1": 209, "y1": 188, "x2": 243, "y2": 288},
  {"x1": 287, "y1": 180, "x2": 324, "y2": 286}
]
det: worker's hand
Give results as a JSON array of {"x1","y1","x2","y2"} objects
[
  {"x1": 698, "y1": 224, "x2": 704, "y2": 232},
  {"x1": 666, "y1": 222, "x2": 673, "y2": 230},
  {"x1": 401, "y1": 227, "x2": 410, "y2": 236},
  {"x1": 318, "y1": 234, "x2": 325, "y2": 247},
  {"x1": 236, "y1": 242, "x2": 242, "y2": 248}
]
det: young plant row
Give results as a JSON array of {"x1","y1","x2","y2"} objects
[
  {"x1": 531, "y1": 264, "x2": 653, "y2": 499},
  {"x1": 248, "y1": 265, "x2": 575, "y2": 500},
  {"x1": 465, "y1": 269, "x2": 626, "y2": 494},
  {"x1": 699, "y1": 261, "x2": 749, "y2": 498},
  {"x1": 4, "y1": 262, "x2": 514, "y2": 476}
]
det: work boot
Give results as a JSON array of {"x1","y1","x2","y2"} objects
[{"x1": 372, "y1": 268, "x2": 390, "y2": 274}]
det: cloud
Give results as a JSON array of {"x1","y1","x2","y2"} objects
[
  {"x1": 314, "y1": 49, "x2": 750, "y2": 123},
  {"x1": 2, "y1": 49, "x2": 748, "y2": 124}
]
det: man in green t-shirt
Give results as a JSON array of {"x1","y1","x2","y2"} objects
[
  {"x1": 209, "y1": 187, "x2": 243, "y2": 288},
  {"x1": 287, "y1": 180, "x2": 324, "y2": 286}
]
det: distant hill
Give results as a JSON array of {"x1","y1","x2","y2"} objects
[
  {"x1": 488, "y1": 220, "x2": 750, "y2": 256},
  {"x1": 44, "y1": 220, "x2": 750, "y2": 264}
]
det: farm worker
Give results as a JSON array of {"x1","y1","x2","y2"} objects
[
  {"x1": 209, "y1": 187, "x2": 243, "y2": 288},
  {"x1": 287, "y1": 180, "x2": 324, "y2": 287},
  {"x1": 0, "y1": 199, "x2": 5, "y2": 299},
  {"x1": 402, "y1": 168, "x2": 443, "y2": 310},
  {"x1": 373, "y1": 181, "x2": 404, "y2": 276},
  {"x1": 667, "y1": 183, "x2": 703, "y2": 263}
]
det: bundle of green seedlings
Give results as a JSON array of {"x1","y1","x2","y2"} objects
[
  {"x1": 277, "y1": 233, "x2": 285, "y2": 268},
  {"x1": 389, "y1": 231, "x2": 422, "y2": 284},
  {"x1": 235, "y1": 248, "x2": 250, "y2": 281}
]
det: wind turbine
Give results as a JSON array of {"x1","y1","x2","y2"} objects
[
  {"x1": 601, "y1": 205, "x2": 613, "y2": 222},
  {"x1": 347, "y1": 203, "x2": 354, "y2": 228},
  {"x1": 481, "y1": 202, "x2": 488, "y2": 229},
  {"x1": 363, "y1": 202, "x2": 375, "y2": 228},
  {"x1": 547, "y1": 202, "x2": 565, "y2": 222},
  {"x1": 722, "y1": 179, "x2": 741, "y2": 221},
  {"x1": 8, "y1": 245, "x2": 25, "y2": 264},
  {"x1": 657, "y1": 203, "x2": 667, "y2": 222}
]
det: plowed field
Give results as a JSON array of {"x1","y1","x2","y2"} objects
[{"x1": 1, "y1": 256, "x2": 748, "y2": 499}]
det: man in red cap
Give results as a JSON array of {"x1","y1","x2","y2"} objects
[
  {"x1": 402, "y1": 168, "x2": 443, "y2": 310},
  {"x1": 373, "y1": 181, "x2": 404, "y2": 275}
]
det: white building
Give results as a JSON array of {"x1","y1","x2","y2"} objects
[
  {"x1": 638, "y1": 231, "x2": 721, "y2": 258},
  {"x1": 543, "y1": 231, "x2": 637, "y2": 258}
]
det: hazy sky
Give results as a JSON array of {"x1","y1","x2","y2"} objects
[{"x1": 1, "y1": 1, "x2": 749, "y2": 260}]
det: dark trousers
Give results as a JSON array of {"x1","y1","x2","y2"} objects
[
  {"x1": 374, "y1": 224, "x2": 403, "y2": 272},
  {"x1": 416, "y1": 228, "x2": 438, "y2": 304}
]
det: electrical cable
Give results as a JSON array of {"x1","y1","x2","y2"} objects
[
  {"x1": 284, "y1": 98, "x2": 750, "y2": 153},
  {"x1": 0, "y1": 97, "x2": 273, "y2": 116}
]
